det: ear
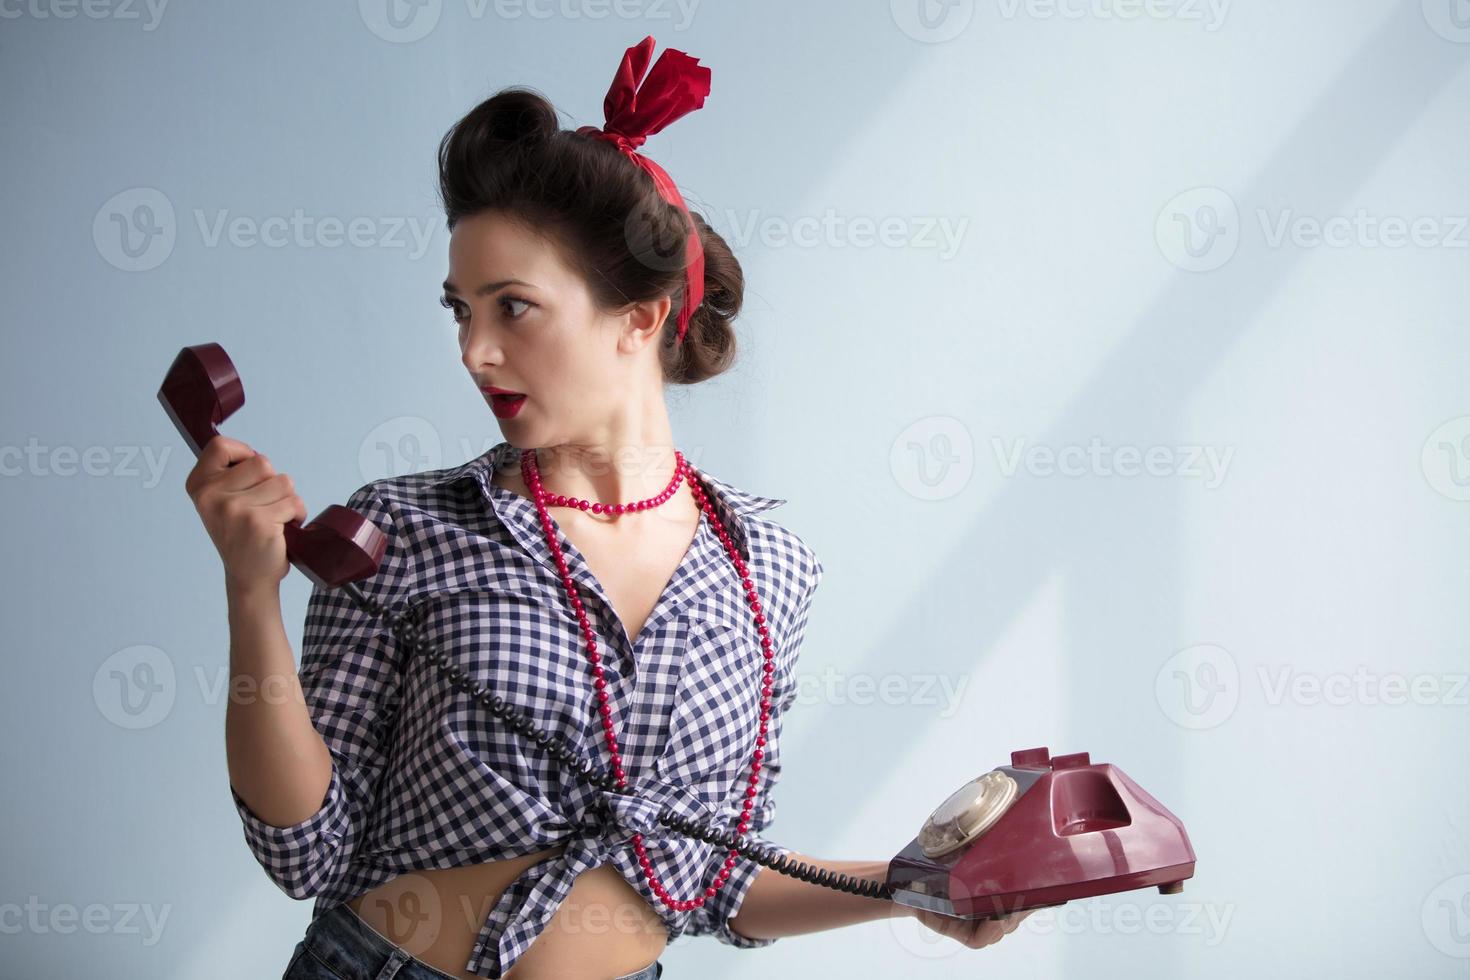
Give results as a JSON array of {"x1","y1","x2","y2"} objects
[{"x1": 620, "y1": 294, "x2": 674, "y2": 352}]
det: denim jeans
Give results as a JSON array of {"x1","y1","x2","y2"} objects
[{"x1": 281, "y1": 901, "x2": 664, "y2": 980}]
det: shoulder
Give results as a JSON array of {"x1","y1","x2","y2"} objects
[
  {"x1": 344, "y1": 449, "x2": 506, "y2": 537},
  {"x1": 693, "y1": 468, "x2": 821, "y2": 588},
  {"x1": 353, "y1": 459, "x2": 481, "y2": 515},
  {"x1": 745, "y1": 515, "x2": 823, "y2": 598},
  {"x1": 334, "y1": 457, "x2": 495, "y2": 598}
]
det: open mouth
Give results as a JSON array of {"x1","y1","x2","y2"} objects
[{"x1": 485, "y1": 390, "x2": 527, "y2": 417}]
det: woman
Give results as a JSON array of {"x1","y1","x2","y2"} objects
[{"x1": 189, "y1": 36, "x2": 1028, "y2": 980}]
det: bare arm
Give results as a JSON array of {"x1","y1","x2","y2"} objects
[
  {"x1": 727, "y1": 855, "x2": 912, "y2": 941},
  {"x1": 223, "y1": 581, "x2": 334, "y2": 828},
  {"x1": 729, "y1": 853, "x2": 1033, "y2": 951},
  {"x1": 185, "y1": 433, "x2": 334, "y2": 831}
]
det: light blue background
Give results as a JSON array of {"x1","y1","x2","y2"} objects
[{"x1": 3, "y1": 0, "x2": 1469, "y2": 976}]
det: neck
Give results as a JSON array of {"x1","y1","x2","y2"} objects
[{"x1": 531, "y1": 440, "x2": 685, "y2": 504}]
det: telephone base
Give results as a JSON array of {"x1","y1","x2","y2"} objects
[
  {"x1": 886, "y1": 747, "x2": 1197, "y2": 921},
  {"x1": 888, "y1": 861, "x2": 1194, "y2": 920}
]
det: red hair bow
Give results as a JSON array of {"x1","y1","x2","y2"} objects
[{"x1": 576, "y1": 35, "x2": 710, "y2": 345}]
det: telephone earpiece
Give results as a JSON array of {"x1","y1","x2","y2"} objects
[{"x1": 158, "y1": 343, "x2": 388, "y2": 590}]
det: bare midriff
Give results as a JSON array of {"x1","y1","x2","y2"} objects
[
  {"x1": 343, "y1": 453, "x2": 696, "y2": 977},
  {"x1": 346, "y1": 844, "x2": 667, "y2": 979}
]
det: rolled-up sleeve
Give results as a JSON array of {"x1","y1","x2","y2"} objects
[
  {"x1": 229, "y1": 484, "x2": 411, "y2": 900},
  {"x1": 687, "y1": 548, "x2": 823, "y2": 947}
]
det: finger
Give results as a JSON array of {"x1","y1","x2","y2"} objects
[
  {"x1": 234, "y1": 473, "x2": 296, "y2": 508},
  {"x1": 211, "y1": 453, "x2": 278, "y2": 494},
  {"x1": 916, "y1": 909, "x2": 963, "y2": 942},
  {"x1": 198, "y1": 436, "x2": 259, "y2": 472},
  {"x1": 186, "y1": 437, "x2": 250, "y2": 496},
  {"x1": 971, "y1": 919, "x2": 1007, "y2": 948},
  {"x1": 260, "y1": 493, "x2": 305, "y2": 525}
]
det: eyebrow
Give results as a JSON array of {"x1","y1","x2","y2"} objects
[{"x1": 441, "y1": 278, "x2": 537, "y2": 297}]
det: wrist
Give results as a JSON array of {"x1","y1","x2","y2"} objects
[{"x1": 226, "y1": 576, "x2": 281, "y2": 608}]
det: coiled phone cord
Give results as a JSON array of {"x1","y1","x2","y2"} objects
[{"x1": 342, "y1": 581, "x2": 895, "y2": 903}]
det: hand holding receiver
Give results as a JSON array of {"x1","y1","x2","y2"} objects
[
  {"x1": 184, "y1": 435, "x2": 306, "y2": 595},
  {"x1": 160, "y1": 343, "x2": 387, "y2": 590}
]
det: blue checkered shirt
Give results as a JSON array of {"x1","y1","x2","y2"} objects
[{"x1": 230, "y1": 442, "x2": 824, "y2": 978}]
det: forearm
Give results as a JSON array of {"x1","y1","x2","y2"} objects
[
  {"x1": 728, "y1": 854, "x2": 912, "y2": 941},
  {"x1": 223, "y1": 582, "x2": 334, "y2": 827}
]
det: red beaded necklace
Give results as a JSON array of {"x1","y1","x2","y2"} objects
[{"x1": 519, "y1": 447, "x2": 774, "y2": 913}]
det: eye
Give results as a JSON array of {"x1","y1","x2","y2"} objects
[
  {"x1": 438, "y1": 295, "x2": 534, "y2": 324},
  {"x1": 440, "y1": 295, "x2": 468, "y2": 323},
  {"x1": 500, "y1": 295, "x2": 534, "y2": 319}
]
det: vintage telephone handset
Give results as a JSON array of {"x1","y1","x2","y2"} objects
[{"x1": 161, "y1": 342, "x2": 1197, "y2": 921}]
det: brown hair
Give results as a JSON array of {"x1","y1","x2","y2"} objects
[{"x1": 436, "y1": 86, "x2": 742, "y2": 386}]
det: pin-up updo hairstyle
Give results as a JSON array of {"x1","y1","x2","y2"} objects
[{"x1": 437, "y1": 86, "x2": 743, "y2": 385}]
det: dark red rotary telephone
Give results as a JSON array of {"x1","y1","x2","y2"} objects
[{"x1": 160, "y1": 341, "x2": 1197, "y2": 919}]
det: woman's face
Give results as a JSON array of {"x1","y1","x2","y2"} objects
[{"x1": 442, "y1": 210, "x2": 666, "y2": 449}]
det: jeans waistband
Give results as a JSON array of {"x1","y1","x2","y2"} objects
[
  {"x1": 294, "y1": 901, "x2": 463, "y2": 980},
  {"x1": 293, "y1": 901, "x2": 663, "y2": 980}
]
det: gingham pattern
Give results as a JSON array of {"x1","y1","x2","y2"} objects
[{"x1": 230, "y1": 441, "x2": 823, "y2": 979}]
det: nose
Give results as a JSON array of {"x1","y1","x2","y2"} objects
[{"x1": 458, "y1": 318, "x2": 504, "y2": 376}]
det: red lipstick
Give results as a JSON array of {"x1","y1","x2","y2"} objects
[{"x1": 481, "y1": 385, "x2": 527, "y2": 419}]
